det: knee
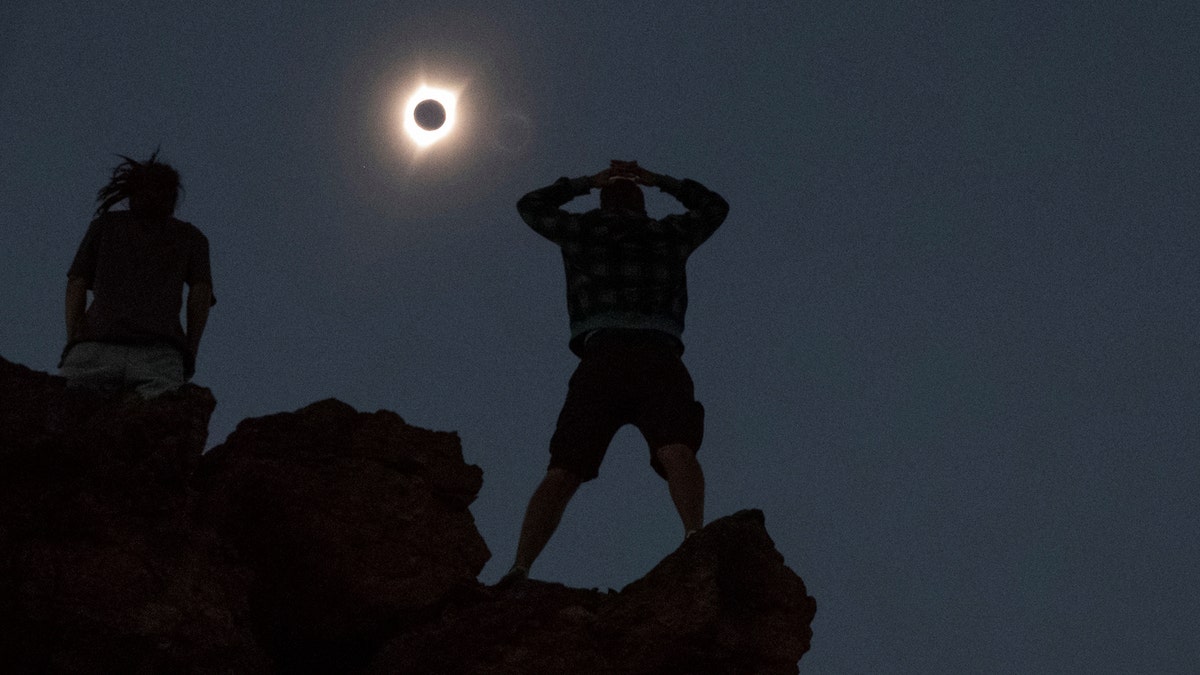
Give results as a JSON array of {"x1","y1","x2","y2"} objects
[
  {"x1": 656, "y1": 444, "x2": 699, "y2": 472},
  {"x1": 544, "y1": 467, "x2": 582, "y2": 493}
]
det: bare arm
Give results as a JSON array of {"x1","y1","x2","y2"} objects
[
  {"x1": 186, "y1": 282, "x2": 212, "y2": 357},
  {"x1": 65, "y1": 277, "x2": 89, "y2": 341}
]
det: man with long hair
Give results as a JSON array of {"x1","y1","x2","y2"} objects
[
  {"x1": 501, "y1": 161, "x2": 728, "y2": 584},
  {"x1": 59, "y1": 151, "x2": 214, "y2": 398}
]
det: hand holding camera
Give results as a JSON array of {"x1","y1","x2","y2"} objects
[
  {"x1": 609, "y1": 160, "x2": 659, "y2": 187},
  {"x1": 590, "y1": 160, "x2": 661, "y2": 189}
]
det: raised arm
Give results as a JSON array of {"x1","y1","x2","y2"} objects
[
  {"x1": 517, "y1": 169, "x2": 613, "y2": 243},
  {"x1": 633, "y1": 168, "x2": 729, "y2": 251}
]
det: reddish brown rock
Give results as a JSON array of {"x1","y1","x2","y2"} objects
[
  {"x1": 195, "y1": 398, "x2": 491, "y2": 671},
  {"x1": 0, "y1": 356, "x2": 268, "y2": 673},
  {"x1": 599, "y1": 509, "x2": 816, "y2": 673},
  {"x1": 370, "y1": 510, "x2": 816, "y2": 674},
  {"x1": 1, "y1": 355, "x2": 816, "y2": 673}
]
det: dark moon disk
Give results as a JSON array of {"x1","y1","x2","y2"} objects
[{"x1": 413, "y1": 99, "x2": 447, "y2": 130}]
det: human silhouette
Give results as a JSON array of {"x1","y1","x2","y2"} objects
[
  {"x1": 59, "y1": 151, "x2": 214, "y2": 398},
  {"x1": 500, "y1": 160, "x2": 729, "y2": 584}
]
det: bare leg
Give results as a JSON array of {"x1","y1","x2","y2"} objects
[
  {"x1": 512, "y1": 467, "x2": 582, "y2": 572},
  {"x1": 656, "y1": 443, "x2": 705, "y2": 535}
]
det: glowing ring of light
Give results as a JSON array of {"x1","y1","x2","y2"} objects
[{"x1": 403, "y1": 86, "x2": 458, "y2": 148}]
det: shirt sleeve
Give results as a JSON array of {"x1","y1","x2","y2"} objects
[
  {"x1": 653, "y1": 177, "x2": 730, "y2": 251},
  {"x1": 516, "y1": 176, "x2": 593, "y2": 244},
  {"x1": 66, "y1": 218, "x2": 104, "y2": 287}
]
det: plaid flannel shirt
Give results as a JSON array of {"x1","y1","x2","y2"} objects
[{"x1": 517, "y1": 174, "x2": 729, "y2": 355}]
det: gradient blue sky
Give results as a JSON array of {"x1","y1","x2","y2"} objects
[{"x1": 2, "y1": 2, "x2": 1197, "y2": 672}]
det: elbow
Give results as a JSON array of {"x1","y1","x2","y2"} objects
[
  {"x1": 65, "y1": 277, "x2": 89, "y2": 309},
  {"x1": 516, "y1": 196, "x2": 540, "y2": 219},
  {"x1": 712, "y1": 197, "x2": 730, "y2": 224},
  {"x1": 188, "y1": 283, "x2": 214, "y2": 308}
]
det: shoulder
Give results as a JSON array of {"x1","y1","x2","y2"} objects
[
  {"x1": 168, "y1": 217, "x2": 209, "y2": 243},
  {"x1": 81, "y1": 210, "x2": 129, "y2": 239}
]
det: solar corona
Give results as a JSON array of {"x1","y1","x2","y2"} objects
[{"x1": 402, "y1": 85, "x2": 458, "y2": 148}]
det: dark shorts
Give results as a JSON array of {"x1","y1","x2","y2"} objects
[{"x1": 549, "y1": 329, "x2": 705, "y2": 482}]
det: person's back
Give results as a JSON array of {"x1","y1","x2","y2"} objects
[
  {"x1": 73, "y1": 210, "x2": 208, "y2": 351},
  {"x1": 501, "y1": 161, "x2": 728, "y2": 586},
  {"x1": 517, "y1": 165, "x2": 727, "y2": 356},
  {"x1": 60, "y1": 152, "x2": 214, "y2": 398}
]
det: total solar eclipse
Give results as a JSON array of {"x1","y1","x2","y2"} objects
[
  {"x1": 402, "y1": 85, "x2": 458, "y2": 148},
  {"x1": 413, "y1": 99, "x2": 446, "y2": 130}
]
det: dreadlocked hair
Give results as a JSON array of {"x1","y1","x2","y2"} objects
[{"x1": 95, "y1": 150, "x2": 182, "y2": 219}]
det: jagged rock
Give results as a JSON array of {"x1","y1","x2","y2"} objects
[
  {"x1": 598, "y1": 509, "x2": 816, "y2": 673},
  {"x1": 1, "y1": 355, "x2": 815, "y2": 673},
  {"x1": 369, "y1": 509, "x2": 816, "y2": 674},
  {"x1": 195, "y1": 398, "x2": 491, "y2": 671},
  {"x1": 0, "y1": 355, "x2": 268, "y2": 673}
]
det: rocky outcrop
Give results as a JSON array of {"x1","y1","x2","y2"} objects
[
  {"x1": 0, "y1": 355, "x2": 816, "y2": 673},
  {"x1": 196, "y1": 398, "x2": 490, "y2": 671},
  {"x1": 371, "y1": 509, "x2": 815, "y2": 675},
  {"x1": 0, "y1": 356, "x2": 265, "y2": 673}
]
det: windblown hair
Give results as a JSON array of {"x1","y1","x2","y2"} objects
[{"x1": 95, "y1": 150, "x2": 183, "y2": 219}]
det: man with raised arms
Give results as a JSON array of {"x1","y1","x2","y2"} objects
[{"x1": 501, "y1": 160, "x2": 729, "y2": 584}]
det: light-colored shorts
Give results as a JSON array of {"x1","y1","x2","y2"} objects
[{"x1": 60, "y1": 342, "x2": 186, "y2": 399}]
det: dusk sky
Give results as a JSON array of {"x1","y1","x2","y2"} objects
[{"x1": 2, "y1": 2, "x2": 1197, "y2": 672}]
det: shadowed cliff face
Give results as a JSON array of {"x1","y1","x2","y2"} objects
[
  {"x1": 371, "y1": 509, "x2": 816, "y2": 675},
  {"x1": 0, "y1": 356, "x2": 265, "y2": 673},
  {"x1": 0, "y1": 355, "x2": 816, "y2": 673},
  {"x1": 196, "y1": 397, "x2": 491, "y2": 671}
]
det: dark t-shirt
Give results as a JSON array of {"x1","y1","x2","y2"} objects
[{"x1": 66, "y1": 210, "x2": 213, "y2": 359}]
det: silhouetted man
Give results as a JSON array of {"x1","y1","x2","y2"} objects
[
  {"x1": 60, "y1": 152, "x2": 214, "y2": 399},
  {"x1": 501, "y1": 161, "x2": 729, "y2": 584}
]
